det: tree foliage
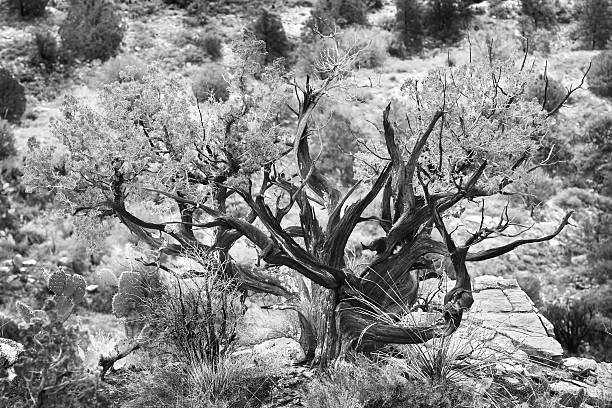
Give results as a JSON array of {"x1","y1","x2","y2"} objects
[
  {"x1": 576, "y1": 0, "x2": 612, "y2": 50},
  {"x1": 395, "y1": 0, "x2": 425, "y2": 53},
  {"x1": 59, "y1": 0, "x2": 125, "y2": 62},
  {"x1": 25, "y1": 37, "x2": 574, "y2": 366},
  {"x1": 252, "y1": 9, "x2": 292, "y2": 65}
]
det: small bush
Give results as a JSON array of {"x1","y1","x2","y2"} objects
[
  {"x1": 520, "y1": 0, "x2": 557, "y2": 30},
  {"x1": 33, "y1": 30, "x2": 59, "y2": 70},
  {"x1": 576, "y1": 0, "x2": 612, "y2": 49},
  {"x1": 0, "y1": 69, "x2": 26, "y2": 124},
  {"x1": 9, "y1": 0, "x2": 48, "y2": 18},
  {"x1": 177, "y1": 31, "x2": 223, "y2": 63},
  {"x1": 308, "y1": 0, "x2": 369, "y2": 34},
  {"x1": 0, "y1": 120, "x2": 17, "y2": 161},
  {"x1": 425, "y1": 0, "x2": 471, "y2": 43},
  {"x1": 59, "y1": 0, "x2": 125, "y2": 62},
  {"x1": 97, "y1": 54, "x2": 146, "y2": 85},
  {"x1": 578, "y1": 115, "x2": 612, "y2": 195},
  {"x1": 589, "y1": 50, "x2": 612, "y2": 98},
  {"x1": 192, "y1": 66, "x2": 230, "y2": 102},
  {"x1": 526, "y1": 74, "x2": 567, "y2": 113},
  {"x1": 542, "y1": 297, "x2": 597, "y2": 355},
  {"x1": 252, "y1": 9, "x2": 292, "y2": 65}
]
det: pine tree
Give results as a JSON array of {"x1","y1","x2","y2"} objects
[
  {"x1": 252, "y1": 9, "x2": 292, "y2": 65},
  {"x1": 395, "y1": 0, "x2": 424, "y2": 53},
  {"x1": 576, "y1": 0, "x2": 612, "y2": 49}
]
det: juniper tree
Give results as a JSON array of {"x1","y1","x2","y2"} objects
[
  {"x1": 25, "y1": 37, "x2": 579, "y2": 366},
  {"x1": 576, "y1": 0, "x2": 612, "y2": 49}
]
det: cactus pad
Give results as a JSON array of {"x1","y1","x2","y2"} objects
[
  {"x1": 16, "y1": 301, "x2": 34, "y2": 323},
  {"x1": 48, "y1": 270, "x2": 67, "y2": 295}
]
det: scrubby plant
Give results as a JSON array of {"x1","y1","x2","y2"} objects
[
  {"x1": 33, "y1": 30, "x2": 59, "y2": 71},
  {"x1": 59, "y1": 0, "x2": 125, "y2": 62},
  {"x1": 576, "y1": 0, "x2": 612, "y2": 49},
  {"x1": 177, "y1": 31, "x2": 223, "y2": 63},
  {"x1": 252, "y1": 9, "x2": 292, "y2": 65},
  {"x1": 9, "y1": 0, "x2": 48, "y2": 18},
  {"x1": 589, "y1": 50, "x2": 612, "y2": 98},
  {"x1": 542, "y1": 296, "x2": 597, "y2": 355},
  {"x1": 395, "y1": 0, "x2": 425, "y2": 54},
  {"x1": 191, "y1": 65, "x2": 230, "y2": 102},
  {"x1": 425, "y1": 0, "x2": 471, "y2": 43},
  {"x1": 0, "y1": 300, "x2": 107, "y2": 407},
  {"x1": 309, "y1": 0, "x2": 369, "y2": 33},
  {"x1": 0, "y1": 120, "x2": 17, "y2": 162},
  {"x1": 97, "y1": 54, "x2": 146, "y2": 85},
  {"x1": 579, "y1": 115, "x2": 612, "y2": 194},
  {"x1": 0, "y1": 69, "x2": 26, "y2": 124},
  {"x1": 526, "y1": 74, "x2": 567, "y2": 113},
  {"x1": 112, "y1": 269, "x2": 160, "y2": 338},
  {"x1": 520, "y1": 0, "x2": 558, "y2": 30},
  {"x1": 315, "y1": 110, "x2": 359, "y2": 185},
  {"x1": 142, "y1": 254, "x2": 243, "y2": 368}
]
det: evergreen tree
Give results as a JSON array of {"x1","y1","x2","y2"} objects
[
  {"x1": 576, "y1": 0, "x2": 612, "y2": 49},
  {"x1": 425, "y1": 0, "x2": 470, "y2": 43},
  {"x1": 252, "y1": 9, "x2": 292, "y2": 65},
  {"x1": 395, "y1": 0, "x2": 424, "y2": 53}
]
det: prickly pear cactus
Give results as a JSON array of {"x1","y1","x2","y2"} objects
[
  {"x1": 113, "y1": 270, "x2": 160, "y2": 338},
  {"x1": 46, "y1": 268, "x2": 87, "y2": 322},
  {"x1": 15, "y1": 301, "x2": 33, "y2": 323}
]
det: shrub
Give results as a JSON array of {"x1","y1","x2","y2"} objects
[
  {"x1": 425, "y1": 0, "x2": 471, "y2": 43},
  {"x1": 59, "y1": 0, "x2": 125, "y2": 62},
  {"x1": 9, "y1": 0, "x2": 48, "y2": 18},
  {"x1": 192, "y1": 65, "x2": 230, "y2": 102},
  {"x1": 589, "y1": 50, "x2": 612, "y2": 98},
  {"x1": 578, "y1": 115, "x2": 612, "y2": 195},
  {"x1": 177, "y1": 31, "x2": 223, "y2": 63},
  {"x1": 395, "y1": 0, "x2": 425, "y2": 54},
  {"x1": 0, "y1": 120, "x2": 17, "y2": 162},
  {"x1": 0, "y1": 304, "x2": 108, "y2": 407},
  {"x1": 96, "y1": 54, "x2": 146, "y2": 85},
  {"x1": 0, "y1": 69, "x2": 26, "y2": 124},
  {"x1": 520, "y1": 0, "x2": 557, "y2": 30},
  {"x1": 576, "y1": 0, "x2": 612, "y2": 49},
  {"x1": 542, "y1": 297, "x2": 597, "y2": 354},
  {"x1": 33, "y1": 30, "x2": 59, "y2": 70},
  {"x1": 526, "y1": 74, "x2": 567, "y2": 113},
  {"x1": 309, "y1": 0, "x2": 369, "y2": 34},
  {"x1": 315, "y1": 110, "x2": 359, "y2": 185},
  {"x1": 252, "y1": 9, "x2": 292, "y2": 65},
  {"x1": 339, "y1": 27, "x2": 390, "y2": 68}
]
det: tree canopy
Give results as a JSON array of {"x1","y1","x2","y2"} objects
[{"x1": 24, "y1": 36, "x2": 575, "y2": 365}]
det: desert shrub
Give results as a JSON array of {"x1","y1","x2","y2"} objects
[
  {"x1": 298, "y1": 27, "x2": 389, "y2": 76},
  {"x1": 520, "y1": 0, "x2": 557, "y2": 30},
  {"x1": 314, "y1": 110, "x2": 359, "y2": 185},
  {"x1": 9, "y1": 0, "x2": 48, "y2": 18},
  {"x1": 578, "y1": 115, "x2": 612, "y2": 194},
  {"x1": 589, "y1": 50, "x2": 612, "y2": 98},
  {"x1": 59, "y1": 0, "x2": 125, "y2": 62},
  {"x1": 97, "y1": 54, "x2": 146, "y2": 85},
  {"x1": 542, "y1": 296, "x2": 597, "y2": 355},
  {"x1": 575, "y1": 0, "x2": 612, "y2": 49},
  {"x1": 309, "y1": 0, "x2": 369, "y2": 33},
  {"x1": 176, "y1": 30, "x2": 223, "y2": 63},
  {"x1": 33, "y1": 30, "x2": 59, "y2": 70},
  {"x1": 526, "y1": 74, "x2": 566, "y2": 113},
  {"x1": 0, "y1": 305, "x2": 108, "y2": 408},
  {"x1": 142, "y1": 254, "x2": 243, "y2": 367},
  {"x1": 395, "y1": 0, "x2": 424, "y2": 54},
  {"x1": 252, "y1": 9, "x2": 292, "y2": 65},
  {"x1": 425, "y1": 0, "x2": 471, "y2": 43},
  {"x1": 0, "y1": 69, "x2": 26, "y2": 124},
  {"x1": 0, "y1": 120, "x2": 17, "y2": 161},
  {"x1": 192, "y1": 65, "x2": 230, "y2": 102}
]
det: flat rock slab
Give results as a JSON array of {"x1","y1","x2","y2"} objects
[{"x1": 452, "y1": 275, "x2": 563, "y2": 362}]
